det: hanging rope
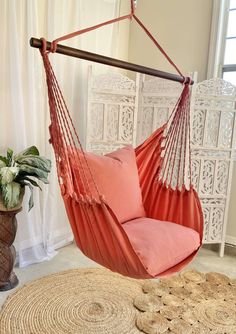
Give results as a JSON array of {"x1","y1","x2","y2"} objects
[
  {"x1": 49, "y1": 0, "x2": 184, "y2": 78},
  {"x1": 160, "y1": 82, "x2": 191, "y2": 189},
  {"x1": 40, "y1": 39, "x2": 101, "y2": 200},
  {"x1": 40, "y1": 0, "x2": 193, "y2": 193}
]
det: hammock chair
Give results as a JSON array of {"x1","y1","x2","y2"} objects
[{"x1": 31, "y1": 0, "x2": 203, "y2": 279}]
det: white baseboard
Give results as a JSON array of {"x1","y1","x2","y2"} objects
[{"x1": 226, "y1": 235, "x2": 236, "y2": 246}]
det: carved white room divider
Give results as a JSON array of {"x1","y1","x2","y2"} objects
[
  {"x1": 86, "y1": 67, "x2": 140, "y2": 154},
  {"x1": 191, "y1": 78, "x2": 236, "y2": 256},
  {"x1": 136, "y1": 75, "x2": 182, "y2": 145},
  {"x1": 86, "y1": 68, "x2": 236, "y2": 255}
]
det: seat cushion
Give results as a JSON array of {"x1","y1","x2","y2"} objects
[
  {"x1": 71, "y1": 146, "x2": 146, "y2": 223},
  {"x1": 123, "y1": 217, "x2": 200, "y2": 276}
]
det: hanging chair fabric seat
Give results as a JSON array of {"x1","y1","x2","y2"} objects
[
  {"x1": 37, "y1": 0, "x2": 204, "y2": 279},
  {"x1": 57, "y1": 125, "x2": 203, "y2": 279}
]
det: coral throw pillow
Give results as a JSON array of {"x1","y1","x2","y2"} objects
[{"x1": 71, "y1": 146, "x2": 146, "y2": 224}]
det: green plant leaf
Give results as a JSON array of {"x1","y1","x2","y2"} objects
[
  {"x1": 19, "y1": 181, "x2": 34, "y2": 211},
  {"x1": 1, "y1": 182, "x2": 21, "y2": 209},
  {"x1": 18, "y1": 176, "x2": 42, "y2": 190},
  {"x1": 0, "y1": 156, "x2": 8, "y2": 167},
  {"x1": 15, "y1": 155, "x2": 51, "y2": 173},
  {"x1": 0, "y1": 167, "x2": 19, "y2": 184},
  {"x1": 7, "y1": 148, "x2": 13, "y2": 166},
  {"x1": 27, "y1": 183, "x2": 34, "y2": 211},
  {"x1": 17, "y1": 172, "x2": 49, "y2": 185},
  {"x1": 18, "y1": 164, "x2": 50, "y2": 183},
  {"x1": 14, "y1": 146, "x2": 39, "y2": 160},
  {"x1": 0, "y1": 160, "x2": 6, "y2": 168}
]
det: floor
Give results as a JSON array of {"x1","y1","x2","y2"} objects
[{"x1": 0, "y1": 243, "x2": 236, "y2": 308}]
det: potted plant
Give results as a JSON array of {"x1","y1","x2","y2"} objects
[
  {"x1": 0, "y1": 146, "x2": 51, "y2": 211},
  {"x1": 0, "y1": 146, "x2": 51, "y2": 291}
]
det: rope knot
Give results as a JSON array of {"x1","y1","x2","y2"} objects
[
  {"x1": 40, "y1": 38, "x2": 47, "y2": 53},
  {"x1": 182, "y1": 76, "x2": 192, "y2": 85},
  {"x1": 40, "y1": 38, "x2": 58, "y2": 53},
  {"x1": 50, "y1": 40, "x2": 58, "y2": 53}
]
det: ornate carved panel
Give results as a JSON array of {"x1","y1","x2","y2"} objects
[
  {"x1": 137, "y1": 107, "x2": 154, "y2": 145},
  {"x1": 191, "y1": 109, "x2": 206, "y2": 146},
  {"x1": 119, "y1": 106, "x2": 134, "y2": 142},
  {"x1": 200, "y1": 198, "x2": 226, "y2": 243},
  {"x1": 154, "y1": 107, "x2": 169, "y2": 130},
  {"x1": 202, "y1": 206, "x2": 211, "y2": 242},
  {"x1": 142, "y1": 76, "x2": 182, "y2": 96},
  {"x1": 209, "y1": 207, "x2": 225, "y2": 242},
  {"x1": 215, "y1": 161, "x2": 229, "y2": 195},
  {"x1": 191, "y1": 159, "x2": 201, "y2": 191},
  {"x1": 191, "y1": 78, "x2": 236, "y2": 249},
  {"x1": 86, "y1": 67, "x2": 138, "y2": 153},
  {"x1": 218, "y1": 111, "x2": 235, "y2": 148},
  {"x1": 89, "y1": 103, "x2": 104, "y2": 141},
  {"x1": 194, "y1": 78, "x2": 236, "y2": 96},
  {"x1": 192, "y1": 149, "x2": 231, "y2": 159},
  {"x1": 88, "y1": 143, "x2": 123, "y2": 156},
  {"x1": 202, "y1": 205, "x2": 225, "y2": 243},
  {"x1": 92, "y1": 92, "x2": 135, "y2": 104},
  {"x1": 106, "y1": 104, "x2": 119, "y2": 142},
  {"x1": 194, "y1": 98, "x2": 211, "y2": 110},
  {"x1": 137, "y1": 78, "x2": 180, "y2": 145},
  {"x1": 91, "y1": 72, "x2": 136, "y2": 92},
  {"x1": 200, "y1": 160, "x2": 215, "y2": 195},
  {"x1": 204, "y1": 110, "x2": 221, "y2": 147},
  {"x1": 200, "y1": 198, "x2": 225, "y2": 206}
]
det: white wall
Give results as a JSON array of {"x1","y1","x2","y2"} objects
[
  {"x1": 129, "y1": 0, "x2": 213, "y2": 82},
  {"x1": 116, "y1": 0, "x2": 131, "y2": 63}
]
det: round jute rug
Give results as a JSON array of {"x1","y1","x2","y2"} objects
[
  {"x1": 0, "y1": 268, "x2": 143, "y2": 334},
  {"x1": 135, "y1": 269, "x2": 236, "y2": 334}
]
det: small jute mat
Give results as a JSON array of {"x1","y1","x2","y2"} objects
[
  {"x1": 0, "y1": 268, "x2": 143, "y2": 334},
  {"x1": 134, "y1": 269, "x2": 236, "y2": 334}
]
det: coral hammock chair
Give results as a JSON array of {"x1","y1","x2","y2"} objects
[{"x1": 32, "y1": 0, "x2": 203, "y2": 279}]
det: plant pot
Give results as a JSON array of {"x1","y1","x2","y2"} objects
[{"x1": 0, "y1": 188, "x2": 24, "y2": 291}]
